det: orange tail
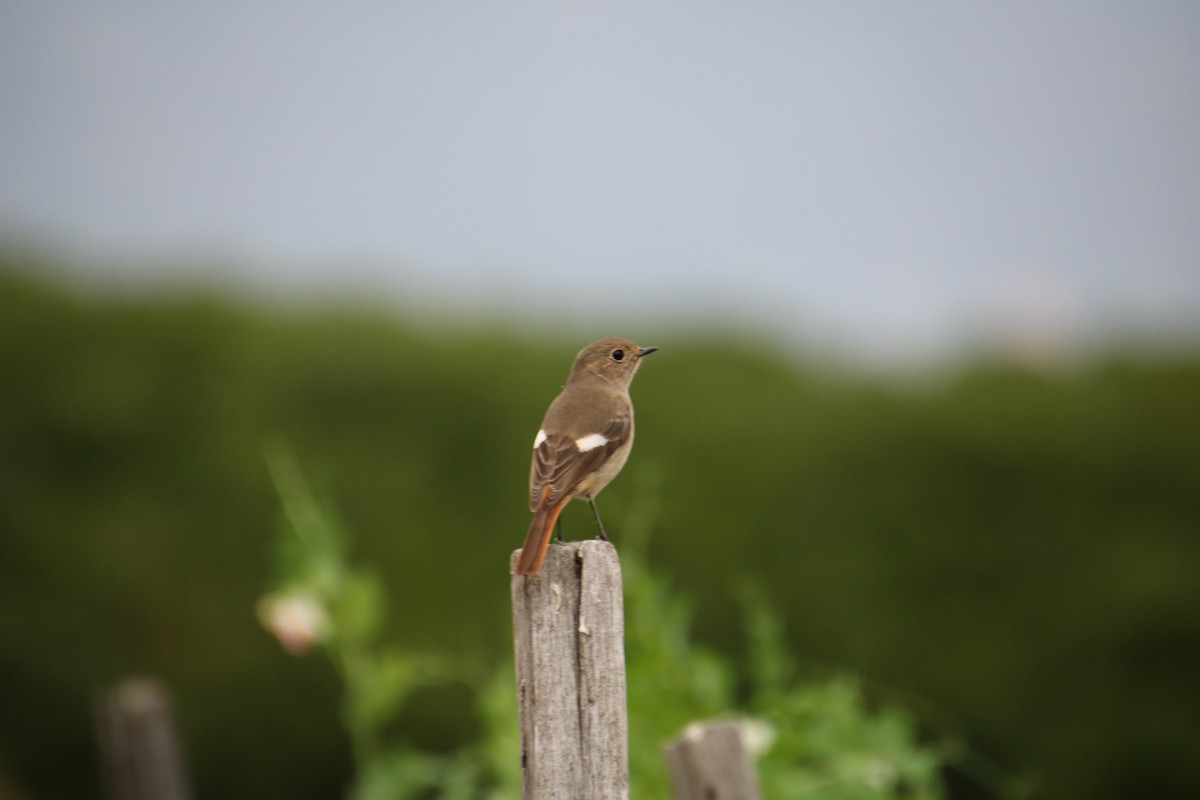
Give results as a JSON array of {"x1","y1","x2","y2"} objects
[{"x1": 515, "y1": 498, "x2": 569, "y2": 576}]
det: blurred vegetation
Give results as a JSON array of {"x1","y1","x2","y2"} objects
[
  {"x1": 263, "y1": 445, "x2": 944, "y2": 799},
  {"x1": 1, "y1": 256, "x2": 1198, "y2": 799},
  {"x1": 261, "y1": 447, "x2": 484, "y2": 800}
]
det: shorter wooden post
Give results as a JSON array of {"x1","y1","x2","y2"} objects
[
  {"x1": 511, "y1": 539, "x2": 628, "y2": 800},
  {"x1": 95, "y1": 677, "x2": 192, "y2": 800},
  {"x1": 664, "y1": 720, "x2": 762, "y2": 800}
]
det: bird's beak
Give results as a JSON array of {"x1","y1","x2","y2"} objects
[{"x1": 637, "y1": 346, "x2": 658, "y2": 358}]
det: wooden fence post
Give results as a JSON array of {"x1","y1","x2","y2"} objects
[
  {"x1": 511, "y1": 539, "x2": 629, "y2": 800},
  {"x1": 94, "y1": 677, "x2": 192, "y2": 800},
  {"x1": 664, "y1": 720, "x2": 762, "y2": 800}
]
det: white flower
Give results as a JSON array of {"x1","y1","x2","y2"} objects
[
  {"x1": 257, "y1": 591, "x2": 329, "y2": 655},
  {"x1": 862, "y1": 758, "x2": 899, "y2": 790},
  {"x1": 738, "y1": 717, "x2": 777, "y2": 757}
]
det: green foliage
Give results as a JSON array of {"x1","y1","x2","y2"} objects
[
  {"x1": 743, "y1": 595, "x2": 944, "y2": 799},
  {"x1": 262, "y1": 446, "x2": 486, "y2": 800},
  {"x1": 2, "y1": 259, "x2": 1199, "y2": 799},
  {"x1": 267, "y1": 451, "x2": 947, "y2": 799},
  {"x1": 621, "y1": 503, "x2": 946, "y2": 799}
]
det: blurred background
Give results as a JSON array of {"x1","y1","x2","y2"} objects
[{"x1": 1, "y1": 2, "x2": 1198, "y2": 798}]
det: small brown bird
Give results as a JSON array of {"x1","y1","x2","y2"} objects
[{"x1": 515, "y1": 337, "x2": 657, "y2": 576}]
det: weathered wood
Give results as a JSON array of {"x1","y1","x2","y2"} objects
[
  {"x1": 664, "y1": 720, "x2": 762, "y2": 800},
  {"x1": 511, "y1": 539, "x2": 629, "y2": 800},
  {"x1": 95, "y1": 677, "x2": 192, "y2": 800}
]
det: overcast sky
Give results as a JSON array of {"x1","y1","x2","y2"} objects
[{"x1": 2, "y1": 2, "x2": 1198, "y2": 363}]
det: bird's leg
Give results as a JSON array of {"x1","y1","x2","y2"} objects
[
  {"x1": 588, "y1": 498, "x2": 608, "y2": 541},
  {"x1": 555, "y1": 515, "x2": 564, "y2": 543}
]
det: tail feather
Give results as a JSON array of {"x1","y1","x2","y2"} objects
[{"x1": 515, "y1": 499, "x2": 568, "y2": 576}]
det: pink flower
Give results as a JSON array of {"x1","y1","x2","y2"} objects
[{"x1": 257, "y1": 592, "x2": 329, "y2": 655}]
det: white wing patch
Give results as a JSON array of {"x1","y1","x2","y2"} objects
[
  {"x1": 574, "y1": 433, "x2": 609, "y2": 452},
  {"x1": 533, "y1": 429, "x2": 548, "y2": 449}
]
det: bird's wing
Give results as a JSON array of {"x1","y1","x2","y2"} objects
[{"x1": 529, "y1": 413, "x2": 630, "y2": 511}]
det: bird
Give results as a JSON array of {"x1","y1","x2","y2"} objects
[{"x1": 514, "y1": 337, "x2": 657, "y2": 576}]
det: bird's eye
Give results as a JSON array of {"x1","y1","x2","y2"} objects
[{"x1": 611, "y1": 349, "x2": 625, "y2": 361}]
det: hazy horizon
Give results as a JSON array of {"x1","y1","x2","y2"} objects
[{"x1": 3, "y1": 2, "x2": 1198, "y2": 365}]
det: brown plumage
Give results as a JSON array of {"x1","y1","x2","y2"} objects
[{"x1": 515, "y1": 337, "x2": 657, "y2": 576}]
